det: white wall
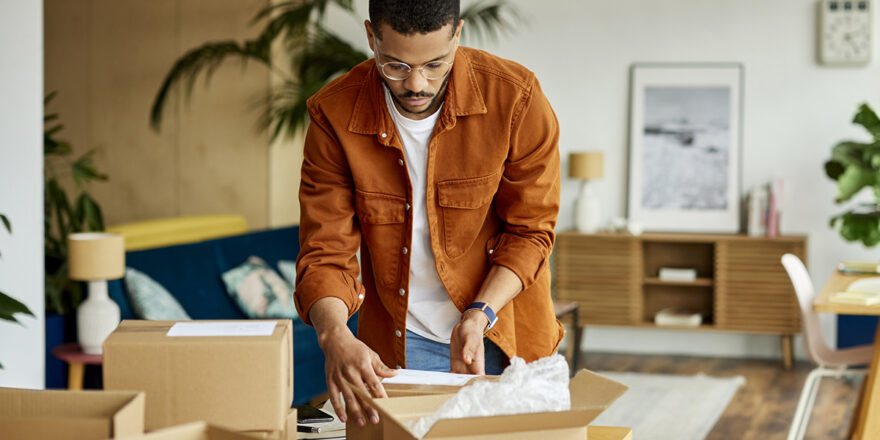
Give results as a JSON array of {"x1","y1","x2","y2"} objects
[
  {"x1": 330, "y1": 0, "x2": 880, "y2": 359},
  {"x1": 0, "y1": 1, "x2": 45, "y2": 388}
]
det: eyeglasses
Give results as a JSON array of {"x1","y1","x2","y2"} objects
[{"x1": 376, "y1": 59, "x2": 453, "y2": 81}]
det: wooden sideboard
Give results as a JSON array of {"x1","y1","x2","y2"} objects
[{"x1": 554, "y1": 232, "x2": 807, "y2": 368}]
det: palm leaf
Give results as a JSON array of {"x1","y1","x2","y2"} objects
[
  {"x1": 0, "y1": 214, "x2": 9, "y2": 234},
  {"x1": 0, "y1": 291, "x2": 35, "y2": 325},
  {"x1": 150, "y1": 41, "x2": 272, "y2": 132},
  {"x1": 72, "y1": 150, "x2": 109, "y2": 188},
  {"x1": 76, "y1": 192, "x2": 105, "y2": 232},
  {"x1": 461, "y1": 0, "x2": 522, "y2": 46}
]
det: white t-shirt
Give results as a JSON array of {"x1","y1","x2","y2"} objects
[{"x1": 384, "y1": 86, "x2": 461, "y2": 344}]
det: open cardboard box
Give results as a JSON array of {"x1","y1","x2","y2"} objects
[
  {"x1": 0, "y1": 387, "x2": 144, "y2": 440},
  {"x1": 116, "y1": 421, "x2": 261, "y2": 440},
  {"x1": 348, "y1": 369, "x2": 627, "y2": 440},
  {"x1": 103, "y1": 320, "x2": 293, "y2": 435}
]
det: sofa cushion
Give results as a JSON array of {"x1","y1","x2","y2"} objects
[
  {"x1": 125, "y1": 267, "x2": 191, "y2": 320},
  {"x1": 221, "y1": 256, "x2": 298, "y2": 319}
]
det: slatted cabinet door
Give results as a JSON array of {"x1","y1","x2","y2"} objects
[
  {"x1": 715, "y1": 239, "x2": 805, "y2": 334},
  {"x1": 555, "y1": 233, "x2": 641, "y2": 325}
]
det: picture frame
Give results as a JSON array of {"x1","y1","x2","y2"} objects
[{"x1": 626, "y1": 63, "x2": 744, "y2": 233}]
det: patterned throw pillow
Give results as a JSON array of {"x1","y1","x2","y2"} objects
[
  {"x1": 124, "y1": 267, "x2": 191, "y2": 320},
  {"x1": 277, "y1": 260, "x2": 297, "y2": 286},
  {"x1": 221, "y1": 256, "x2": 298, "y2": 319}
]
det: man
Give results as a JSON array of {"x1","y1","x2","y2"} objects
[{"x1": 294, "y1": 0, "x2": 561, "y2": 427}]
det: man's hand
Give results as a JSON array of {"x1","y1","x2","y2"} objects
[
  {"x1": 317, "y1": 324, "x2": 397, "y2": 426},
  {"x1": 450, "y1": 309, "x2": 490, "y2": 374}
]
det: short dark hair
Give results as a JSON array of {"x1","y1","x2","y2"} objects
[{"x1": 369, "y1": 0, "x2": 460, "y2": 39}]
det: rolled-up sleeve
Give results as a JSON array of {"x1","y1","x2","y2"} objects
[
  {"x1": 294, "y1": 100, "x2": 365, "y2": 326},
  {"x1": 489, "y1": 76, "x2": 560, "y2": 290}
]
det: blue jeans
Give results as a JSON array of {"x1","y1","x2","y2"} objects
[{"x1": 404, "y1": 330, "x2": 508, "y2": 375}]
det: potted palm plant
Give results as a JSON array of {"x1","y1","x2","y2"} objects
[
  {"x1": 825, "y1": 103, "x2": 880, "y2": 246},
  {"x1": 0, "y1": 213, "x2": 36, "y2": 369},
  {"x1": 150, "y1": 0, "x2": 521, "y2": 141}
]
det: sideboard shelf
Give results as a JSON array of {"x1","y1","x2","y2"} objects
[{"x1": 554, "y1": 231, "x2": 807, "y2": 368}]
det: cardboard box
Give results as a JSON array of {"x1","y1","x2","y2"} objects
[
  {"x1": 103, "y1": 320, "x2": 293, "y2": 433},
  {"x1": 117, "y1": 421, "x2": 261, "y2": 440},
  {"x1": 0, "y1": 387, "x2": 144, "y2": 440},
  {"x1": 347, "y1": 369, "x2": 627, "y2": 440}
]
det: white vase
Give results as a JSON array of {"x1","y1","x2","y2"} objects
[
  {"x1": 575, "y1": 179, "x2": 600, "y2": 233},
  {"x1": 77, "y1": 280, "x2": 120, "y2": 355}
]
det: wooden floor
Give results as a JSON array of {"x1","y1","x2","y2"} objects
[{"x1": 581, "y1": 351, "x2": 863, "y2": 440}]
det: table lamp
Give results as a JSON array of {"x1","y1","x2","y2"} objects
[
  {"x1": 68, "y1": 232, "x2": 125, "y2": 354},
  {"x1": 569, "y1": 151, "x2": 604, "y2": 233}
]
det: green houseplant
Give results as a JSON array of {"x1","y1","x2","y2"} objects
[
  {"x1": 44, "y1": 92, "x2": 108, "y2": 314},
  {"x1": 150, "y1": 0, "x2": 521, "y2": 141},
  {"x1": 0, "y1": 213, "x2": 36, "y2": 369},
  {"x1": 825, "y1": 103, "x2": 880, "y2": 247}
]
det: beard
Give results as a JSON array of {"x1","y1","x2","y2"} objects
[{"x1": 381, "y1": 73, "x2": 451, "y2": 116}]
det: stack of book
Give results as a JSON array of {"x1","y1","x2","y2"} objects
[
  {"x1": 830, "y1": 290, "x2": 880, "y2": 306},
  {"x1": 838, "y1": 260, "x2": 880, "y2": 275},
  {"x1": 654, "y1": 308, "x2": 703, "y2": 326},
  {"x1": 747, "y1": 178, "x2": 784, "y2": 237}
]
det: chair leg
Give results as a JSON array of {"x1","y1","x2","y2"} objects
[{"x1": 788, "y1": 368, "x2": 824, "y2": 440}]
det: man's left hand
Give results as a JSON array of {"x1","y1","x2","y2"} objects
[{"x1": 450, "y1": 310, "x2": 489, "y2": 374}]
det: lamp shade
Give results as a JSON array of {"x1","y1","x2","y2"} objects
[
  {"x1": 68, "y1": 232, "x2": 125, "y2": 280},
  {"x1": 569, "y1": 152, "x2": 604, "y2": 180}
]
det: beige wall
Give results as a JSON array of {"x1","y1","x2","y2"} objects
[{"x1": 44, "y1": 0, "x2": 304, "y2": 230}]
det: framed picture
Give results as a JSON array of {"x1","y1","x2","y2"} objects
[{"x1": 626, "y1": 63, "x2": 743, "y2": 233}]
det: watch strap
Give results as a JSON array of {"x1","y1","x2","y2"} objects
[{"x1": 465, "y1": 301, "x2": 498, "y2": 331}]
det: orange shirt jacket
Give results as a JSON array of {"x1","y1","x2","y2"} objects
[{"x1": 295, "y1": 47, "x2": 563, "y2": 368}]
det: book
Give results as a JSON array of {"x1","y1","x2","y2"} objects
[
  {"x1": 838, "y1": 261, "x2": 880, "y2": 275},
  {"x1": 829, "y1": 291, "x2": 880, "y2": 306},
  {"x1": 654, "y1": 308, "x2": 703, "y2": 326},
  {"x1": 658, "y1": 267, "x2": 697, "y2": 282}
]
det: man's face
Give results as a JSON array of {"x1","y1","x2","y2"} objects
[{"x1": 365, "y1": 20, "x2": 462, "y2": 120}]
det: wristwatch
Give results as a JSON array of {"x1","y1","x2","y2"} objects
[{"x1": 465, "y1": 302, "x2": 498, "y2": 332}]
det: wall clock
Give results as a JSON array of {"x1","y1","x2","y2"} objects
[{"x1": 819, "y1": 0, "x2": 873, "y2": 66}]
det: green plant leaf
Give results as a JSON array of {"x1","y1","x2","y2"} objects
[
  {"x1": 825, "y1": 160, "x2": 846, "y2": 180},
  {"x1": 835, "y1": 210, "x2": 880, "y2": 246},
  {"x1": 835, "y1": 164, "x2": 875, "y2": 202},
  {"x1": 0, "y1": 291, "x2": 35, "y2": 324},
  {"x1": 0, "y1": 214, "x2": 10, "y2": 234},
  {"x1": 461, "y1": 0, "x2": 523, "y2": 46},
  {"x1": 76, "y1": 193, "x2": 105, "y2": 231},
  {"x1": 72, "y1": 150, "x2": 109, "y2": 188},
  {"x1": 853, "y1": 103, "x2": 880, "y2": 142}
]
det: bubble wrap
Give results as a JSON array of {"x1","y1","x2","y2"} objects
[{"x1": 406, "y1": 354, "x2": 571, "y2": 438}]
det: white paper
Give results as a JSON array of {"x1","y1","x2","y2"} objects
[
  {"x1": 382, "y1": 369, "x2": 477, "y2": 386},
  {"x1": 166, "y1": 321, "x2": 276, "y2": 337}
]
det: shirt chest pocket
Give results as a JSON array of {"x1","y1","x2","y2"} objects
[
  {"x1": 355, "y1": 191, "x2": 406, "y2": 287},
  {"x1": 436, "y1": 171, "x2": 501, "y2": 259}
]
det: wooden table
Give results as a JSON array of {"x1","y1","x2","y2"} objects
[
  {"x1": 51, "y1": 343, "x2": 103, "y2": 390},
  {"x1": 816, "y1": 270, "x2": 880, "y2": 440}
]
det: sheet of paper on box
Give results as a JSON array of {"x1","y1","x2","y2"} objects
[
  {"x1": 382, "y1": 369, "x2": 477, "y2": 386},
  {"x1": 166, "y1": 321, "x2": 277, "y2": 337}
]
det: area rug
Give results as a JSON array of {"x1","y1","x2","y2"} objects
[{"x1": 590, "y1": 371, "x2": 745, "y2": 440}]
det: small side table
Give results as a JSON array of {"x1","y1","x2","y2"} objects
[
  {"x1": 554, "y1": 300, "x2": 581, "y2": 374},
  {"x1": 51, "y1": 343, "x2": 103, "y2": 390}
]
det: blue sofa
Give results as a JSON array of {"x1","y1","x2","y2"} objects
[{"x1": 107, "y1": 225, "x2": 354, "y2": 404}]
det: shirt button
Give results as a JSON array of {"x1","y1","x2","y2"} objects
[
  {"x1": 405, "y1": 203, "x2": 411, "y2": 211},
  {"x1": 488, "y1": 248, "x2": 494, "y2": 254},
  {"x1": 358, "y1": 294, "x2": 364, "y2": 300},
  {"x1": 396, "y1": 364, "x2": 402, "y2": 369},
  {"x1": 381, "y1": 132, "x2": 388, "y2": 138},
  {"x1": 395, "y1": 330, "x2": 402, "y2": 338},
  {"x1": 398, "y1": 158, "x2": 404, "y2": 166},
  {"x1": 399, "y1": 288, "x2": 406, "y2": 296},
  {"x1": 402, "y1": 247, "x2": 408, "y2": 255}
]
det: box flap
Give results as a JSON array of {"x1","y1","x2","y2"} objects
[
  {"x1": 112, "y1": 391, "x2": 146, "y2": 437},
  {"x1": 0, "y1": 388, "x2": 144, "y2": 418},
  {"x1": 569, "y1": 369, "x2": 628, "y2": 410},
  {"x1": 0, "y1": 416, "x2": 111, "y2": 440}
]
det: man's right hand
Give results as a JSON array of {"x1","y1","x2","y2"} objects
[{"x1": 317, "y1": 323, "x2": 397, "y2": 426}]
